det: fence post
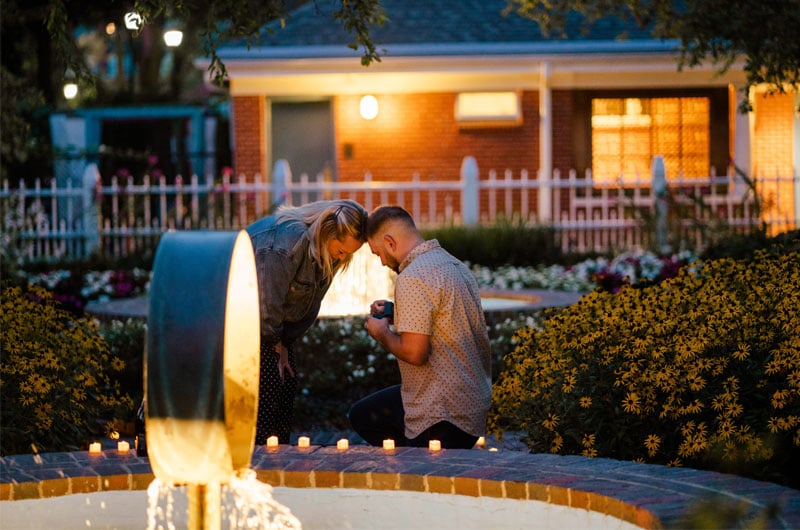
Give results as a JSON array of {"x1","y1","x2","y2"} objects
[
  {"x1": 461, "y1": 156, "x2": 479, "y2": 225},
  {"x1": 82, "y1": 163, "x2": 100, "y2": 256},
  {"x1": 651, "y1": 155, "x2": 670, "y2": 254},
  {"x1": 272, "y1": 159, "x2": 291, "y2": 207}
]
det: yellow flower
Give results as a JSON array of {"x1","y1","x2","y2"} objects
[
  {"x1": 644, "y1": 434, "x2": 661, "y2": 456},
  {"x1": 582, "y1": 433, "x2": 596, "y2": 448},
  {"x1": 110, "y1": 358, "x2": 125, "y2": 371},
  {"x1": 541, "y1": 414, "x2": 559, "y2": 430},
  {"x1": 726, "y1": 403, "x2": 744, "y2": 417},
  {"x1": 732, "y1": 344, "x2": 750, "y2": 361},
  {"x1": 622, "y1": 392, "x2": 641, "y2": 414},
  {"x1": 550, "y1": 433, "x2": 563, "y2": 453},
  {"x1": 579, "y1": 396, "x2": 592, "y2": 408},
  {"x1": 718, "y1": 420, "x2": 735, "y2": 438},
  {"x1": 581, "y1": 448, "x2": 598, "y2": 458},
  {"x1": 772, "y1": 390, "x2": 788, "y2": 409}
]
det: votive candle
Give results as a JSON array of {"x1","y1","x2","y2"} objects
[
  {"x1": 475, "y1": 436, "x2": 486, "y2": 448},
  {"x1": 337, "y1": 438, "x2": 349, "y2": 451},
  {"x1": 88, "y1": 442, "x2": 102, "y2": 454},
  {"x1": 117, "y1": 440, "x2": 130, "y2": 453},
  {"x1": 266, "y1": 435, "x2": 279, "y2": 449},
  {"x1": 383, "y1": 439, "x2": 395, "y2": 451},
  {"x1": 428, "y1": 439, "x2": 441, "y2": 452},
  {"x1": 298, "y1": 436, "x2": 310, "y2": 448}
]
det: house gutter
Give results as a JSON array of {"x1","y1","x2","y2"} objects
[{"x1": 215, "y1": 39, "x2": 682, "y2": 61}]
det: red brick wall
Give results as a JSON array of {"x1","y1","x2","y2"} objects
[
  {"x1": 332, "y1": 91, "x2": 542, "y2": 219},
  {"x1": 333, "y1": 91, "x2": 540, "y2": 182},
  {"x1": 230, "y1": 90, "x2": 582, "y2": 220},
  {"x1": 753, "y1": 92, "x2": 795, "y2": 228},
  {"x1": 231, "y1": 96, "x2": 266, "y2": 178}
]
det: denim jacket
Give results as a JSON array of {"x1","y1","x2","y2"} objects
[{"x1": 246, "y1": 215, "x2": 332, "y2": 348}]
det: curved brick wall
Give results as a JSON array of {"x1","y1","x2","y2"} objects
[{"x1": 3, "y1": 443, "x2": 799, "y2": 529}]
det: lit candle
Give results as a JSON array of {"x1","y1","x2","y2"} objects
[
  {"x1": 117, "y1": 441, "x2": 130, "y2": 453},
  {"x1": 266, "y1": 436, "x2": 279, "y2": 449},
  {"x1": 337, "y1": 438, "x2": 349, "y2": 451},
  {"x1": 428, "y1": 439, "x2": 441, "y2": 452},
  {"x1": 475, "y1": 436, "x2": 486, "y2": 448},
  {"x1": 298, "y1": 436, "x2": 310, "y2": 448},
  {"x1": 88, "y1": 442, "x2": 102, "y2": 454},
  {"x1": 488, "y1": 447, "x2": 499, "y2": 452},
  {"x1": 383, "y1": 439, "x2": 395, "y2": 451}
]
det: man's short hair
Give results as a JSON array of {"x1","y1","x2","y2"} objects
[{"x1": 366, "y1": 205, "x2": 416, "y2": 238}]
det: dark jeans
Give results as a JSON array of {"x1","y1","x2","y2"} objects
[{"x1": 348, "y1": 385, "x2": 478, "y2": 449}]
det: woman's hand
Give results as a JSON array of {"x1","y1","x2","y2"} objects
[{"x1": 274, "y1": 342, "x2": 295, "y2": 381}]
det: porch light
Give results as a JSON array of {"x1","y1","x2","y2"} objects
[
  {"x1": 163, "y1": 29, "x2": 183, "y2": 47},
  {"x1": 360, "y1": 95, "x2": 379, "y2": 120},
  {"x1": 63, "y1": 82, "x2": 78, "y2": 100}
]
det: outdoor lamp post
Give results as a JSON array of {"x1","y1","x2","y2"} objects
[
  {"x1": 124, "y1": 11, "x2": 143, "y2": 31},
  {"x1": 163, "y1": 29, "x2": 183, "y2": 47},
  {"x1": 63, "y1": 82, "x2": 78, "y2": 100}
]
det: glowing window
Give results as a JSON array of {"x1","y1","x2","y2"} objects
[
  {"x1": 455, "y1": 92, "x2": 521, "y2": 127},
  {"x1": 591, "y1": 97, "x2": 710, "y2": 183}
]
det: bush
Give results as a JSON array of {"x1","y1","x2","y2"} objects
[
  {"x1": 488, "y1": 249, "x2": 800, "y2": 488},
  {"x1": 421, "y1": 219, "x2": 562, "y2": 267},
  {"x1": 98, "y1": 318, "x2": 147, "y2": 412},
  {"x1": 700, "y1": 228, "x2": 800, "y2": 262},
  {"x1": 1, "y1": 285, "x2": 134, "y2": 454}
]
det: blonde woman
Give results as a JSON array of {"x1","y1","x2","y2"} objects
[{"x1": 247, "y1": 199, "x2": 368, "y2": 444}]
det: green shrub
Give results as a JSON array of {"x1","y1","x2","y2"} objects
[
  {"x1": 421, "y1": 219, "x2": 562, "y2": 267},
  {"x1": 488, "y1": 249, "x2": 800, "y2": 488},
  {"x1": 1, "y1": 285, "x2": 134, "y2": 454},
  {"x1": 700, "y1": 228, "x2": 800, "y2": 262},
  {"x1": 98, "y1": 318, "x2": 147, "y2": 409}
]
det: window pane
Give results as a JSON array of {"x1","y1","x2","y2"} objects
[{"x1": 591, "y1": 96, "x2": 710, "y2": 183}]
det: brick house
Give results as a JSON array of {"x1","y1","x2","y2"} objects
[{"x1": 216, "y1": 0, "x2": 798, "y2": 219}]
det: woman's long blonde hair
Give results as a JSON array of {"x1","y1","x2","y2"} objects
[{"x1": 275, "y1": 199, "x2": 368, "y2": 279}]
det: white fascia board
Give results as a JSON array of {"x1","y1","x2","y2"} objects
[{"x1": 214, "y1": 40, "x2": 745, "y2": 96}]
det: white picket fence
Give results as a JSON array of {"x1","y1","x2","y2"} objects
[{"x1": 2, "y1": 156, "x2": 798, "y2": 263}]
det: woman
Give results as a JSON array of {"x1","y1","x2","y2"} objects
[{"x1": 247, "y1": 199, "x2": 368, "y2": 444}]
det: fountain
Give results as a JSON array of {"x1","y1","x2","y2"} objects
[
  {"x1": 319, "y1": 245, "x2": 394, "y2": 317},
  {"x1": 145, "y1": 230, "x2": 301, "y2": 530},
  {"x1": 5, "y1": 233, "x2": 798, "y2": 529}
]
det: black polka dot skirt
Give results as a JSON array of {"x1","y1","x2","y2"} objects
[{"x1": 255, "y1": 342, "x2": 298, "y2": 445}]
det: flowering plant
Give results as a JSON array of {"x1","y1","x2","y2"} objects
[
  {"x1": 471, "y1": 249, "x2": 697, "y2": 293},
  {"x1": 1, "y1": 285, "x2": 133, "y2": 454},
  {"x1": 489, "y1": 248, "x2": 800, "y2": 489},
  {"x1": 21, "y1": 268, "x2": 151, "y2": 314}
]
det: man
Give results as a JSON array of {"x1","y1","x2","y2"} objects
[{"x1": 349, "y1": 205, "x2": 491, "y2": 449}]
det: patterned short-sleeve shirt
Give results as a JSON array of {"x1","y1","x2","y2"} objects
[{"x1": 394, "y1": 239, "x2": 492, "y2": 439}]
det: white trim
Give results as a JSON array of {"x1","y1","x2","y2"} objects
[
  {"x1": 221, "y1": 52, "x2": 746, "y2": 96},
  {"x1": 539, "y1": 61, "x2": 552, "y2": 222}
]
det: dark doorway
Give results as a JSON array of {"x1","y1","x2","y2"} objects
[{"x1": 271, "y1": 100, "x2": 336, "y2": 182}]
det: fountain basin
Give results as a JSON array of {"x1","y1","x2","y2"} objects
[{"x1": 3, "y1": 443, "x2": 799, "y2": 529}]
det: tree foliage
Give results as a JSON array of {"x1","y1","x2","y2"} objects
[
  {"x1": 36, "y1": 0, "x2": 385, "y2": 88},
  {"x1": 505, "y1": 0, "x2": 800, "y2": 108}
]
